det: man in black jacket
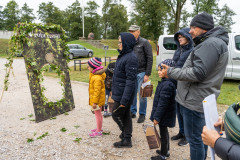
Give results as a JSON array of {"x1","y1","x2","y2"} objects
[{"x1": 128, "y1": 25, "x2": 153, "y2": 123}]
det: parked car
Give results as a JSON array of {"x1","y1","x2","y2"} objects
[
  {"x1": 156, "y1": 33, "x2": 240, "y2": 80},
  {"x1": 67, "y1": 44, "x2": 93, "y2": 59}
]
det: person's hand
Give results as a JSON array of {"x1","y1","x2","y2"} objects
[
  {"x1": 92, "y1": 103, "x2": 97, "y2": 109},
  {"x1": 214, "y1": 117, "x2": 224, "y2": 130},
  {"x1": 161, "y1": 64, "x2": 169, "y2": 78},
  {"x1": 144, "y1": 75, "x2": 149, "y2": 83},
  {"x1": 201, "y1": 126, "x2": 220, "y2": 148},
  {"x1": 153, "y1": 120, "x2": 159, "y2": 125},
  {"x1": 120, "y1": 104, "x2": 125, "y2": 107}
]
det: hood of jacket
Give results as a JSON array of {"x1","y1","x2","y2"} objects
[
  {"x1": 92, "y1": 68, "x2": 106, "y2": 79},
  {"x1": 174, "y1": 28, "x2": 193, "y2": 50},
  {"x1": 118, "y1": 32, "x2": 136, "y2": 55},
  {"x1": 193, "y1": 26, "x2": 229, "y2": 46}
]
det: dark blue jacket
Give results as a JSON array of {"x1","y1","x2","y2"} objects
[
  {"x1": 172, "y1": 28, "x2": 193, "y2": 68},
  {"x1": 112, "y1": 32, "x2": 138, "y2": 106},
  {"x1": 150, "y1": 78, "x2": 177, "y2": 127}
]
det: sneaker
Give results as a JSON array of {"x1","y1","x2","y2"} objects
[
  {"x1": 107, "y1": 112, "x2": 112, "y2": 116},
  {"x1": 156, "y1": 150, "x2": 170, "y2": 158},
  {"x1": 151, "y1": 155, "x2": 168, "y2": 160},
  {"x1": 131, "y1": 113, "x2": 136, "y2": 118},
  {"x1": 137, "y1": 114, "x2": 145, "y2": 123},
  {"x1": 103, "y1": 111, "x2": 109, "y2": 117},
  {"x1": 171, "y1": 132, "x2": 184, "y2": 140},
  {"x1": 178, "y1": 137, "x2": 188, "y2": 146},
  {"x1": 113, "y1": 138, "x2": 132, "y2": 148},
  {"x1": 89, "y1": 131, "x2": 102, "y2": 138},
  {"x1": 91, "y1": 128, "x2": 103, "y2": 133}
]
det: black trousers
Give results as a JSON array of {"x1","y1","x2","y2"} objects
[
  {"x1": 112, "y1": 101, "x2": 132, "y2": 138},
  {"x1": 159, "y1": 125, "x2": 169, "y2": 156}
]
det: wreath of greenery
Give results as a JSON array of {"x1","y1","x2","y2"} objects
[{"x1": 1, "y1": 22, "x2": 70, "y2": 109}]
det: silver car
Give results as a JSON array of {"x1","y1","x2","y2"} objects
[{"x1": 67, "y1": 44, "x2": 93, "y2": 59}]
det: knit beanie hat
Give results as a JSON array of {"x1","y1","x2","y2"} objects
[
  {"x1": 88, "y1": 57, "x2": 103, "y2": 73},
  {"x1": 190, "y1": 12, "x2": 214, "y2": 31},
  {"x1": 158, "y1": 59, "x2": 175, "y2": 69}
]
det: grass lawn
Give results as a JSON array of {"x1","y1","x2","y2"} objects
[{"x1": 0, "y1": 39, "x2": 9, "y2": 57}]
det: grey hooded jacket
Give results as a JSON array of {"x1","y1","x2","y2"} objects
[{"x1": 167, "y1": 26, "x2": 229, "y2": 113}]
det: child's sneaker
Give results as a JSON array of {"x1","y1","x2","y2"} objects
[
  {"x1": 91, "y1": 128, "x2": 103, "y2": 133},
  {"x1": 103, "y1": 111, "x2": 111, "y2": 117},
  {"x1": 89, "y1": 131, "x2": 102, "y2": 138}
]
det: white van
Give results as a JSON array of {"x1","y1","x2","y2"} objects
[{"x1": 156, "y1": 33, "x2": 240, "y2": 80}]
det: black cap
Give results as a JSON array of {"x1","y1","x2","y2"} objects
[{"x1": 190, "y1": 12, "x2": 214, "y2": 31}]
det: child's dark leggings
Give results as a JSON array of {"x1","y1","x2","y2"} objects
[{"x1": 159, "y1": 125, "x2": 169, "y2": 156}]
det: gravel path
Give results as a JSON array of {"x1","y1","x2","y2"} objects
[{"x1": 0, "y1": 58, "x2": 219, "y2": 160}]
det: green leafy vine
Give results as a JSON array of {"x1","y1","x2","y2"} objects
[{"x1": 1, "y1": 22, "x2": 70, "y2": 109}]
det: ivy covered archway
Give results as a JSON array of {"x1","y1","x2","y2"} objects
[{"x1": 3, "y1": 23, "x2": 75, "y2": 122}]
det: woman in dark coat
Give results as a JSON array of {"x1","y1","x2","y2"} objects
[{"x1": 111, "y1": 32, "x2": 138, "y2": 148}]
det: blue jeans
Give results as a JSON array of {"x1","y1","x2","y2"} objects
[
  {"x1": 130, "y1": 72, "x2": 147, "y2": 115},
  {"x1": 176, "y1": 102, "x2": 184, "y2": 135},
  {"x1": 180, "y1": 105, "x2": 208, "y2": 160},
  {"x1": 104, "y1": 89, "x2": 111, "y2": 110}
]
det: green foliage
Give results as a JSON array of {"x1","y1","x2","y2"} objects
[
  {"x1": 2, "y1": 0, "x2": 20, "y2": 31},
  {"x1": 50, "y1": 117, "x2": 56, "y2": 120},
  {"x1": 102, "y1": 131, "x2": 110, "y2": 135},
  {"x1": 215, "y1": 4, "x2": 236, "y2": 32},
  {"x1": 74, "y1": 137, "x2": 82, "y2": 143},
  {"x1": 84, "y1": 1, "x2": 102, "y2": 40},
  {"x1": 107, "y1": 4, "x2": 128, "y2": 39},
  {"x1": 20, "y1": 3, "x2": 35, "y2": 23},
  {"x1": 28, "y1": 113, "x2": 33, "y2": 117},
  {"x1": 37, "y1": 132, "x2": 49, "y2": 140},
  {"x1": 60, "y1": 128, "x2": 67, "y2": 132},
  {"x1": 27, "y1": 138, "x2": 34, "y2": 143},
  {"x1": 38, "y1": 2, "x2": 64, "y2": 26},
  {"x1": 64, "y1": 112, "x2": 69, "y2": 115},
  {"x1": 130, "y1": 0, "x2": 168, "y2": 40},
  {"x1": 63, "y1": 0, "x2": 82, "y2": 40},
  {"x1": 74, "y1": 125, "x2": 80, "y2": 129},
  {"x1": 20, "y1": 117, "x2": 25, "y2": 120}
]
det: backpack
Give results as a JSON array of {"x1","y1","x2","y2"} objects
[{"x1": 224, "y1": 103, "x2": 240, "y2": 144}]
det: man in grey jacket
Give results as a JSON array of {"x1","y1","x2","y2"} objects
[
  {"x1": 128, "y1": 25, "x2": 153, "y2": 123},
  {"x1": 161, "y1": 12, "x2": 229, "y2": 160}
]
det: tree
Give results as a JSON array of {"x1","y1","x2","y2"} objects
[
  {"x1": 63, "y1": 0, "x2": 82, "y2": 40},
  {"x1": 164, "y1": 0, "x2": 187, "y2": 34},
  {"x1": 191, "y1": 0, "x2": 235, "y2": 32},
  {"x1": 107, "y1": 4, "x2": 128, "y2": 39},
  {"x1": 102, "y1": 0, "x2": 112, "y2": 39},
  {"x1": 2, "y1": 0, "x2": 20, "y2": 31},
  {"x1": 38, "y1": 2, "x2": 64, "y2": 26},
  {"x1": 130, "y1": 0, "x2": 169, "y2": 40},
  {"x1": 85, "y1": 1, "x2": 102, "y2": 39},
  {"x1": 216, "y1": 4, "x2": 236, "y2": 32},
  {"x1": 191, "y1": 0, "x2": 219, "y2": 16},
  {"x1": 0, "y1": 6, "x2": 4, "y2": 30},
  {"x1": 20, "y1": 3, "x2": 35, "y2": 23}
]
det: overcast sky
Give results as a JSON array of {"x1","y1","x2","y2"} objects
[{"x1": 0, "y1": 0, "x2": 239, "y2": 33}]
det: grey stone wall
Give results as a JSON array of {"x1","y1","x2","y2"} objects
[{"x1": 0, "y1": 30, "x2": 14, "y2": 39}]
